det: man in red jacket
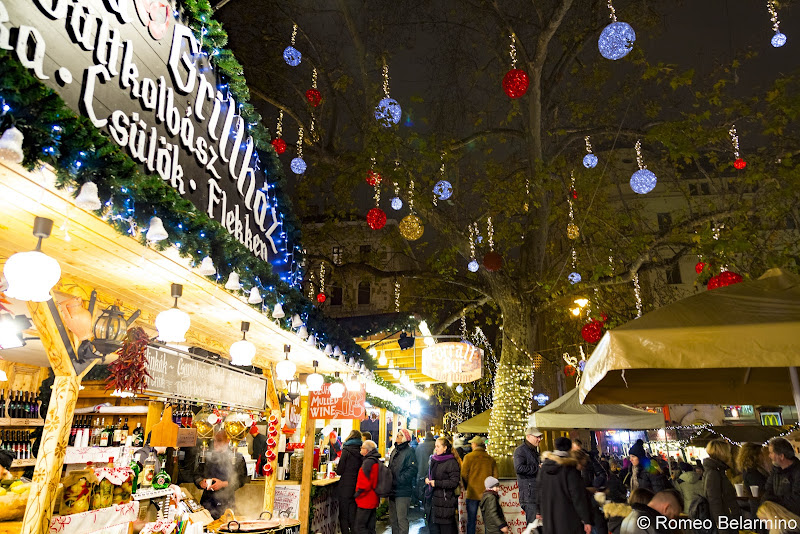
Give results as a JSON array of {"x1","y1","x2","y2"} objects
[{"x1": 355, "y1": 440, "x2": 382, "y2": 534}]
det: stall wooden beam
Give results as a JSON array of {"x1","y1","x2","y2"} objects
[
  {"x1": 299, "y1": 398, "x2": 316, "y2": 534},
  {"x1": 21, "y1": 300, "x2": 79, "y2": 534},
  {"x1": 262, "y1": 408, "x2": 283, "y2": 515},
  {"x1": 379, "y1": 408, "x2": 387, "y2": 457}
]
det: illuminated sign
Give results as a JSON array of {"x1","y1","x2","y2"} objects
[
  {"x1": 308, "y1": 383, "x2": 366, "y2": 420},
  {"x1": 534, "y1": 393, "x2": 550, "y2": 406},
  {"x1": 760, "y1": 412, "x2": 783, "y2": 426},
  {"x1": 421, "y1": 342, "x2": 483, "y2": 383}
]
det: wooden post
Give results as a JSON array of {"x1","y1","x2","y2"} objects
[
  {"x1": 22, "y1": 300, "x2": 79, "y2": 534},
  {"x1": 298, "y1": 397, "x2": 316, "y2": 534},
  {"x1": 378, "y1": 407, "x2": 387, "y2": 457}
]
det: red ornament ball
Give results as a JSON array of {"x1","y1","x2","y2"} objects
[
  {"x1": 366, "y1": 208, "x2": 387, "y2": 230},
  {"x1": 707, "y1": 271, "x2": 743, "y2": 290},
  {"x1": 581, "y1": 319, "x2": 604, "y2": 344},
  {"x1": 366, "y1": 170, "x2": 382, "y2": 186},
  {"x1": 564, "y1": 365, "x2": 577, "y2": 377},
  {"x1": 271, "y1": 138, "x2": 287, "y2": 155},
  {"x1": 483, "y1": 251, "x2": 503, "y2": 272},
  {"x1": 733, "y1": 158, "x2": 747, "y2": 170},
  {"x1": 305, "y1": 88, "x2": 322, "y2": 107},
  {"x1": 502, "y1": 69, "x2": 530, "y2": 98},
  {"x1": 316, "y1": 293, "x2": 327, "y2": 303},
  {"x1": 695, "y1": 262, "x2": 706, "y2": 274}
]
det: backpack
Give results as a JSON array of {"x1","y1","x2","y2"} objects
[
  {"x1": 688, "y1": 495, "x2": 717, "y2": 534},
  {"x1": 374, "y1": 461, "x2": 393, "y2": 498}
]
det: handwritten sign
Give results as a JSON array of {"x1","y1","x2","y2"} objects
[
  {"x1": 274, "y1": 485, "x2": 301, "y2": 519},
  {"x1": 308, "y1": 383, "x2": 366, "y2": 420},
  {"x1": 422, "y1": 342, "x2": 483, "y2": 383},
  {"x1": 145, "y1": 345, "x2": 266, "y2": 410},
  {"x1": 457, "y1": 479, "x2": 526, "y2": 534},
  {"x1": 1, "y1": 0, "x2": 289, "y2": 269},
  {"x1": 310, "y1": 488, "x2": 339, "y2": 534}
]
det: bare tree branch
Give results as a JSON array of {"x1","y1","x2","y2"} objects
[
  {"x1": 433, "y1": 296, "x2": 491, "y2": 335},
  {"x1": 449, "y1": 128, "x2": 526, "y2": 151}
]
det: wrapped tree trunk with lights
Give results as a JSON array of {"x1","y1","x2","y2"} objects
[{"x1": 219, "y1": 0, "x2": 800, "y2": 458}]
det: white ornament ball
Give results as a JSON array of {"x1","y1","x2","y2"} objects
[
  {"x1": 391, "y1": 197, "x2": 403, "y2": 210},
  {"x1": 468, "y1": 259, "x2": 479, "y2": 273},
  {"x1": 598, "y1": 21, "x2": 636, "y2": 60},
  {"x1": 630, "y1": 169, "x2": 657, "y2": 194}
]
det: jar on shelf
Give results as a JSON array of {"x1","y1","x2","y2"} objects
[
  {"x1": 289, "y1": 448, "x2": 304, "y2": 481},
  {"x1": 60, "y1": 464, "x2": 98, "y2": 515}
]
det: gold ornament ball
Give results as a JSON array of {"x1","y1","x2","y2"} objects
[
  {"x1": 399, "y1": 214, "x2": 424, "y2": 241},
  {"x1": 567, "y1": 223, "x2": 580, "y2": 240}
]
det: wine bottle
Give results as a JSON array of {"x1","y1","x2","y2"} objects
[
  {"x1": 121, "y1": 418, "x2": 129, "y2": 443},
  {"x1": 99, "y1": 418, "x2": 109, "y2": 447},
  {"x1": 0, "y1": 389, "x2": 5, "y2": 418}
]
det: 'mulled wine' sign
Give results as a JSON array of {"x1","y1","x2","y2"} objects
[
  {"x1": 421, "y1": 342, "x2": 483, "y2": 384},
  {"x1": 2, "y1": 0, "x2": 288, "y2": 270}
]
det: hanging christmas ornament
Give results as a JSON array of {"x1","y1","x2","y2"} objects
[
  {"x1": 581, "y1": 319, "x2": 604, "y2": 344},
  {"x1": 366, "y1": 170, "x2": 381, "y2": 186},
  {"x1": 729, "y1": 125, "x2": 746, "y2": 169},
  {"x1": 197, "y1": 256, "x2": 216, "y2": 276},
  {"x1": 583, "y1": 136, "x2": 598, "y2": 168},
  {"x1": 502, "y1": 34, "x2": 529, "y2": 98},
  {"x1": 0, "y1": 126, "x2": 24, "y2": 163},
  {"x1": 598, "y1": 1, "x2": 636, "y2": 60},
  {"x1": 568, "y1": 272, "x2": 582, "y2": 284},
  {"x1": 630, "y1": 139, "x2": 657, "y2": 194},
  {"x1": 74, "y1": 181, "x2": 102, "y2": 211},
  {"x1": 767, "y1": 1, "x2": 787, "y2": 47},
  {"x1": 375, "y1": 61, "x2": 401, "y2": 126},
  {"x1": 564, "y1": 365, "x2": 577, "y2": 377},
  {"x1": 707, "y1": 271, "x2": 743, "y2": 290},
  {"x1": 146, "y1": 216, "x2": 168, "y2": 242},
  {"x1": 468, "y1": 223, "x2": 480, "y2": 272},
  {"x1": 306, "y1": 68, "x2": 322, "y2": 107},
  {"x1": 483, "y1": 218, "x2": 502, "y2": 272},
  {"x1": 391, "y1": 197, "x2": 403, "y2": 210},
  {"x1": 433, "y1": 154, "x2": 453, "y2": 201},
  {"x1": 695, "y1": 261, "x2": 706, "y2": 274},
  {"x1": 399, "y1": 180, "x2": 424, "y2": 240},
  {"x1": 271, "y1": 110, "x2": 287, "y2": 154},
  {"x1": 367, "y1": 208, "x2": 386, "y2": 230},
  {"x1": 314, "y1": 263, "x2": 327, "y2": 304},
  {"x1": 316, "y1": 293, "x2": 326, "y2": 303},
  {"x1": 567, "y1": 171, "x2": 580, "y2": 239},
  {"x1": 283, "y1": 24, "x2": 302, "y2": 66},
  {"x1": 291, "y1": 126, "x2": 306, "y2": 175}
]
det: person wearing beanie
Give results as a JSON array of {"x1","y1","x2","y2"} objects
[
  {"x1": 416, "y1": 431, "x2": 436, "y2": 506},
  {"x1": 514, "y1": 426, "x2": 543, "y2": 523},
  {"x1": 462, "y1": 436, "x2": 498, "y2": 534},
  {"x1": 537, "y1": 437, "x2": 592, "y2": 534},
  {"x1": 481, "y1": 476, "x2": 508, "y2": 534},
  {"x1": 388, "y1": 428, "x2": 417, "y2": 534}
]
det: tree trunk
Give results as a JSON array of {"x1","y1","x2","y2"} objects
[{"x1": 487, "y1": 297, "x2": 536, "y2": 466}]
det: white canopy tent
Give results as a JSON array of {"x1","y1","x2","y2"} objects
[{"x1": 527, "y1": 388, "x2": 664, "y2": 430}]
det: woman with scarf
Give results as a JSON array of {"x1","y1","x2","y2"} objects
[
  {"x1": 336, "y1": 430, "x2": 363, "y2": 534},
  {"x1": 355, "y1": 440, "x2": 382, "y2": 534},
  {"x1": 424, "y1": 437, "x2": 462, "y2": 534}
]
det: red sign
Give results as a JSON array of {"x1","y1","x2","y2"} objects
[{"x1": 308, "y1": 383, "x2": 366, "y2": 420}]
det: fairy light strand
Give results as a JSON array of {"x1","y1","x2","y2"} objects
[
  {"x1": 319, "y1": 263, "x2": 325, "y2": 294},
  {"x1": 296, "y1": 127, "x2": 304, "y2": 159},
  {"x1": 585, "y1": 136, "x2": 593, "y2": 154},
  {"x1": 469, "y1": 223, "x2": 477, "y2": 259},
  {"x1": 312, "y1": 67, "x2": 318, "y2": 89},
  {"x1": 633, "y1": 272, "x2": 642, "y2": 317},
  {"x1": 767, "y1": 0, "x2": 781, "y2": 33},
  {"x1": 607, "y1": 0, "x2": 618, "y2": 22},
  {"x1": 487, "y1": 217, "x2": 494, "y2": 251},
  {"x1": 394, "y1": 280, "x2": 400, "y2": 312},
  {"x1": 635, "y1": 139, "x2": 646, "y2": 170},
  {"x1": 408, "y1": 179, "x2": 415, "y2": 213},
  {"x1": 275, "y1": 110, "x2": 283, "y2": 137},
  {"x1": 290, "y1": 23, "x2": 298, "y2": 46},
  {"x1": 382, "y1": 61, "x2": 390, "y2": 98},
  {"x1": 509, "y1": 34, "x2": 517, "y2": 69},
  {"x1": 729, "y1": 125, "x2": 740, "y2": 159}
]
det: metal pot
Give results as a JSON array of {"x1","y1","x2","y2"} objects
[{"x1": 219, "y1": 512, "x2": 278, "y2": 534}]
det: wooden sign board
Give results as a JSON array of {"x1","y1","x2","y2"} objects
[
  {"x1": 145, "y1": 345, "x2": 267, "y2": 411},
  {"x1": 176, "y1": 428, "x2": 198, "y2": 447},
  {"x1": 308, "y1": 383, "x2": 366, "y2": 420},
  {"x1": 421, "y1": 342, "x2": 484, "y2": 383},
  {"x1": 149, "y1": 405, "x2": 178, "y2": 448},
  {"x1": 1, "y1": 0, "x2": 291, "y2": 271}
]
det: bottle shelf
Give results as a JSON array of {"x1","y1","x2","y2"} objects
[{"x1": 0, "y1": 417, "x2": 44, "y2": 427}]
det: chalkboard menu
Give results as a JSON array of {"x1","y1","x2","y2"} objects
[{"x1": 145, "y1": 345, "x2": 267, "y2": 411}]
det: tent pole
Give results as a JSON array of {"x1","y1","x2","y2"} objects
[{"x1": 789, "y1": 367, "x2": 800, "y2": 419}]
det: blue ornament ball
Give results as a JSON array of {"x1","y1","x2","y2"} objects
[
  {"x1": 290, "y1": 157, "x2": 306, "y2": 175},
  {"x1": 583, "y1": 153, "x2": 598, "y2": 169},
  {"x1": 772, "y1": 32, "x2": 787, "y2": 48},
  {"x1": 568, "y1": 272, "x2": 582, "y2": 285},
  {"x1": 598, "y1": 21, "x2": 636, "y2": 60},
  {"x1": 391, "y1": 197, "x2": 403, "y2": 211},
  {"x1": 468, "y1": 259, "x2": 479, "y2": 272},
  {"x1": 578, "y1": 360, "x2": 586, "y2": 372},
  {"x1": 455, "y1": 385, "x2": 464, "y2": 393},
  {"x1": 283, "y1": 46, "x2": 302, "y2": 66},
  {"x1": 375, "y1": 97, "x2": 402, "y2": 126},
  {"x1": 630, "y1": 169, "x2": 657, "y2": 194},
  {"x1": 433, "y1": 180, "x2": 453, "y2": 200}
]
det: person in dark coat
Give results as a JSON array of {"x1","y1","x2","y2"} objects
[
  {"x1": 574, "y1": 450, "x2": 608, "y2": 534},
  {"x1": 703, "y1": 439, "x2": 740, "y2": 534},
  {"x1": 537, "y1": 437, "x2": 592, "y2": 534},
  {"x1": 193, "y1": 431, "x2": 248, "y2": 520},
  {"x1": 737, "y1": 442, "x2": 769, "y2": 499},
  {"x1": 424, "y1": 437, "x2": 461, "y2": 534},
  {"x1": 335, "y1": 430, "x2": 363, "y2": 534},
  {"x1": 628, "y1": 440, "x2": 646, "y2": 461},
  {"x1": 355, "y1": 440, "x2": 382, "y2": 534},
  {"x1": 416, "y1": 431, "x2": 436, "y2": 505},
  {"x1": 639, "y1": 460, "x2": 671, "y2": 494},
  {"x1": 389, "y1": 429, "x2": 417, "y2": 534},
  {"x1": 480, "y1": 477, "x2": 508, "y2": 534},
  {"x1": 764, "y1": 437, "x2": 800, "y2": 516},
  {"x1": 514, "y1": 426, "x2": 543, "y2": 523}
]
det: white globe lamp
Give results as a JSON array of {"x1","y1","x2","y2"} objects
[{"x1": 230, "y1": 321, "x2": 256, "y2": 366}]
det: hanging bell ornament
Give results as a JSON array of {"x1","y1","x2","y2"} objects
[
  {"x1": 75, "y1": 181, "x2": 102, "y2": 211},
  {"x1": 225, "y1": 272, "x2": 242, "y2": 290},
  {"x1": 197, "y1": 256, "x2": 216, "y2": 276},
  {"x1": 146, "y1": 217, "x2": 169, "y2": 242},
  {"x1": 247, "y1": 287, "x2": 263, "y2": 304},
  {"x1": 0, "y1": 126, "x2": 24, "y2": 163}
]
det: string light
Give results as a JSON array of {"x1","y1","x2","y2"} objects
[
  {"x1": 283, "y1": 24, "x2": 301, "y2": 66},
  {"x1": 630, "y1": 139, "x2": 657, "y2": 194},
  {"x1": 433, "y1": 154, "x2": 453, "y2": 202},
  {"x1": 394, "y1": 280, "x2": 400, "y2": 312},
  {"x1": 488, "y1": 360, "x2": 534, "y2": 458},
  {"x1": 567, "y1": 171, "x2": 580, "y2": 240},
  {"x1": 509, "y1": 34, "x2": 517, "y2": 69},
  {"x1": 583, "y1": 136, "x2": 598, "y2": 168},
  {"x1": 275, "y1": 110, "x2": 283, "y2": 138},
  {"x1": 633, "y1": 272, "x2": 642, "y2": 317},
  {"x1": 729, "y1": 125, "x2": 746, "y2": 169},
  {"x1": 487, "y1": 217, "x2": 494, "y2": 251},
  {"x1": 319, "y1": 263, "x2": 325, "y2": 294},
  {"x1": 291, "y1": 127, "x2": 306, "y2": 175},
  {"x1": 468, "y1": 223, "x2": 479, "y2": 272},
  {"x1": 767, "y1": 1, "x2": 787, "y2": 47},
  {"x1": 607, "y1": 0, "x2": 617, "y2": 22},
  {"x1": 376, "y1": 61, "x2": 401, "y2": 126}
]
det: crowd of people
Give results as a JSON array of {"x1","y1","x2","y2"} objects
[{"x1": 332, "y1": 426, "x2": 800, "y2": 534}]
